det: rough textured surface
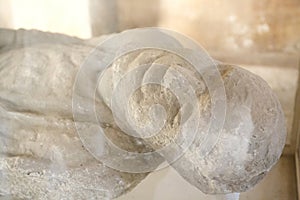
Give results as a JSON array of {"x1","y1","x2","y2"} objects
[
  {"x1": 99, "y1": 49, "x2": 286, "y2": 194},
  {"x1": 170, "y1": 65, "x2": 286, "y2": 194},
  {"x1": 0, "y1": 30, "x2": 149, "y2": 199},
  {"x1": 97, "y1": 49, "x2": 185, "y2": 149},
  {"x1": 242, "y1": 65, "x2": 298, "y2": 146},
  {"x1": 0, "y1": 29, "x2": 287, "y2": 198}
]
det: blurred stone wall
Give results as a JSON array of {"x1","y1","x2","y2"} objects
[
  {"x1": 88, "y1": 0, "x2": 300, "y2": 54},
  {"x1": 1, "y1": 0, "x2": 299, "y2": 54},
  {"x1": 158, "y1": 0, "x2": 300, "y2": 54},
  {"x1": 89, "y1": 0, "x2": 160, "y2": 35},
  {"x1": 0, "y1": 0, "x2": 91, "y2": 38}
]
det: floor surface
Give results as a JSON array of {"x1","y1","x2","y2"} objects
[{"x1": 117, "y1": 156, "x2": 297, "y2": 200}]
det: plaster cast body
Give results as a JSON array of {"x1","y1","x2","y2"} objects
[
  {"x1": 0, "y1": 30, "x2": 149, "y2": 199},
  {"x1": 0, "y1": 29, "x2": 286, "y2": 198},
  {"x1": 99, "y1": 49, "x2": 286, "y2": 194}
]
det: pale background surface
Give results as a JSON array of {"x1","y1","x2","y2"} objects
[{"x1": 116, "y1": 156, "x2": 297, "y2": 200}]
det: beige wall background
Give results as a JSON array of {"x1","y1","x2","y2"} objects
[
  {"x1": 1, "y1": 0, "x2": 299, "y2": 54},
  {"x1": 0, "y1": 0, "x2": 92, "y2": 38},
  {"x1": 159, "y1": 0, "x2": 300, "y2": 54}
]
